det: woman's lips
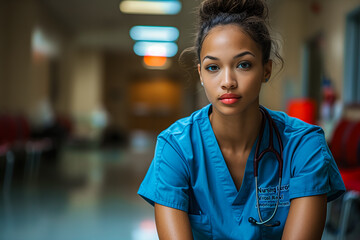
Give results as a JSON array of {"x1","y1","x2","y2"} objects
[{"x1": 219, "y1": 93, "x2": 241, "y2": 104}]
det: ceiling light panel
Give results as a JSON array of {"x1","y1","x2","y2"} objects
[
  {"x1": 133, "y1": 41, "x2": 178, "y2": 57},
  {"x1": 120, "y1": 1, "x2": 182, "y2": 15},
  {"x1": 130, "y1": 26, "x2": 179, "y2": 42}
]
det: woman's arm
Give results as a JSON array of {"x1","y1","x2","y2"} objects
[
  {"x1": 282, "y1": 194, "x2": 327, "y2": 240},
  {"x1": 155, "y1": 203, "x2": 194, "y2": 240}
]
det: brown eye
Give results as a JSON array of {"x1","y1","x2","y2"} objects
[
  {"x1": 237, "y1": 62, "x2": 251, "y2": 69},
  {"x1": 206, "y1": 65, "x2": 219, "y2": 72}
]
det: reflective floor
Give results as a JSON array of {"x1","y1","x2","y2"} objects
[
  {"x1": 1, "y1": 142, "x2": 158, "y2": 240},
  {"x1": 1, "y1": 140, "x2": 359, "y2": 240}
]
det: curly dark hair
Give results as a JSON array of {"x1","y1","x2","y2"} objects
[{"x1": 192, "y1": 0, "x2": 282, "y2": 66}]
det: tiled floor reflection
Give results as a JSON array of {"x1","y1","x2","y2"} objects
[
  {"x1": 1, "y1": 143, "x2": 158, "y2": 240},
  {"x1": 2, "y1": 142, "x2": 360, "y2": 240}
]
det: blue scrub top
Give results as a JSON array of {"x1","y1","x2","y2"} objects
[{"x1": 138, "y1": 104, "x2": 345, "y2": 240}]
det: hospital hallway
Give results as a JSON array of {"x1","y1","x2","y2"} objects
[
  {"x1": 1, "y1": 0, "x2": 360, "y2": 239},
  {"x1": 0, "y1": 140, "x2": 159, "y2": 240}
]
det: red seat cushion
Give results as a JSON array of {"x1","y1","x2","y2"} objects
[
  {"x1": 330, "y1": 119, "x2": 352, "y2": 166},
  {"x1": 344, "y1": 122, "x2": 360, "y2": 166},
  {"x1": 340, "y1": 168, "x2": 360, "y2": 192}
]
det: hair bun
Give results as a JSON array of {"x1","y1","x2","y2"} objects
[{"x1": 199, "y1": 0, "x2": 267, "y2": 23}]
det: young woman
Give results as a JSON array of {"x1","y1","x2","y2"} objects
[{"x1": 138, "y1": 0, "x2": 345, "y2": 239}]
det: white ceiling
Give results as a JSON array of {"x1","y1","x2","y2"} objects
[{"x1": 40, "y1": 0, "x2": 200, "y2": 52}]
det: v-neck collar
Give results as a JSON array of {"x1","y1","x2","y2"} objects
[{"x1": 201, "y1": 104, "x2": 270, "y2": 219}]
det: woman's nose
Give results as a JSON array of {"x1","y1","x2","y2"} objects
[{"x1": 221, "y1": 69, "x2": 237, "y2": 90}]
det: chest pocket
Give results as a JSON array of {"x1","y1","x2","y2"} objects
[{"x1": 189, "y1": 214, "x2": 212, "y2": 240}]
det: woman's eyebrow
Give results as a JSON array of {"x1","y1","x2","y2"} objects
[
  {"x1": 233, "y1": 51, "x2": 255, "y2": 59},
  {"x1": 202, "y1": 51, "x2": 256, "y2": 63},
  {"x1": 202, "y1": 55, "x2": 218, "y2": 62}
]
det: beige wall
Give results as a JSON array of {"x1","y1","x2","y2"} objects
[
  {"x1": 71, "y1": 50, "x2": 103, "y2": 114},
  {"x1": 0, "y1": 1, "x2": 5, "y2": 109},
  {"x1": 1, "y1": 0, "x2": 35, "y2": 113},
  {"x1": 261, "y1": 0, "x2": 307, "y2": 111},
  {"x1": 55, "y1": 40, "x2": 76, "y2": 116},
  {"x1": 303, "y1": 0, "x2": 360, "y2": 102},
  {"x1": 0, "y1": 0, "x2": 105, "y2": 137},
  {"x1": 260, "y1": 0, "x2": 360, "y2": 111},
  {"x1": 70, "y1": 49, "x2": 104, "y2": 137},
  {"x1": 0, "y1": 0, "x2": 66, "y2": 114},
  {"x1": 103, "y1": 53, "x2": 134, "y2": 130}
]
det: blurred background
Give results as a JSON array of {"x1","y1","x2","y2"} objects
[{"x1": 1, "y1": 0, "x2": 360, "y2": 239}]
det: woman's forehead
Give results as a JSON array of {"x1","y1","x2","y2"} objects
[{"x1": 200, "y1": 24, "x2": 262, "y2": 60}]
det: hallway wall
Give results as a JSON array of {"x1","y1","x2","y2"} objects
[
  {"x1": 303, "y1": 0, "x2": 360, "y2": 102},
  {"x1": 0, "y1": 0, "x2": 34, "y2": 113},
  {"x1": 260, "y1": 0, "x2": 306, "y2": 110},
  {"x1": 70, "y1": 49, "x2": 104, "y2": 138},
  {"x1": 0, "y1": 0, "x2": 105, "y2": 138},
  {"x1": 0, "y1": 1, "x2": 5, "y2": 109},
  {"x1": 261, "y1": 0, "x2": 360, "y2": 111},
  {"x1": 1, "y1": 0, "x2": 359, "y2": 130}
]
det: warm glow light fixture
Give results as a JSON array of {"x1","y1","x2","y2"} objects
[
  {"x1": 134, "y1": 41, "x2": 178, "y2": 57},
  {"x1": 130, "y1": 26, "x2": 179, "y2": 42},
  {"x1": 120, "y1": 0, "x2": 182, "y2": 15},
  {"x1": 143, "y1": 56, "x2": 167, "y2": 67},
  {"x1": 143, "y1": 56, "x2": 171, "y2": 69}
]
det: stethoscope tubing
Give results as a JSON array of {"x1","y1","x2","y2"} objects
[
  {"x1": 249, "y1": 106, "x2": 284, "y2": 227},
  {"x1": 254, "y1": 177, "x2": 282, "y2": 227}
]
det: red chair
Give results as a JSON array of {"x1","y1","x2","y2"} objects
[
  {"x1": 329, "y1": 111, "x2": 360, "y2": 239},
  {"x1": 15, "y1": 115, "x2": 31, "y2": 144},
  {"x1": 0, "y1": 145, "x2": 14, "y2": 194},
  {"x1": 344, "y1": 121, "x2": 360, "y2": 167},
  {"x1": 0, "y1": 114, "x2": 15, "y2": 193},
  {"x1": 0, "y1": 113, "x2": 53, "y2": 184},
  {"x1": 330, "y1": 119, "x2": 352, "y2": 166},
  {"x1": 17, "y1": 116, "x2": 52, "y2": 179}
]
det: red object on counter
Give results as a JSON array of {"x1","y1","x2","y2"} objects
[{"x1": 287, "y1": 98, "x2": 317, "y2": 125}]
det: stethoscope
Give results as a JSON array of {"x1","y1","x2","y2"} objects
[{"x1": 248, "y1": 105, "x2": 283, "y2": 227}]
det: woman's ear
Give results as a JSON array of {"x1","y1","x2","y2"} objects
[
  {"x1": 198, "y1": 64, "x2": 203, "y2": 85},
  {"x1": 263, "y1": 60, "x2": 272, "y2": 82}
]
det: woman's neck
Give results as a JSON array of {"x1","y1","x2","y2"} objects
[{"x1": 210, "y1": 104, "x2": 262, "y2": 154}]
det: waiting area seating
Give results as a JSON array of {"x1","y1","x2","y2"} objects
[
  {"x1": 328, "y1": 104, "x2": 360, "y2": 240},
  {"x1": 0, "y1": 113, "x2": 72, "y2": 193}
]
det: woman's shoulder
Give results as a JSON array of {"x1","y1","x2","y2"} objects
[
  {"x1": 159, "y1": 104, "x2": 210, "y2": 139},
  {"x1": 154, "y1": 104, "x2": 211, "y2": 161},
  {"x1": 266, "y1": 107, "x2": 332, "y2": 159},
  {"x1": 267, "y1": 107, "x2": 324, "y2": 136}
]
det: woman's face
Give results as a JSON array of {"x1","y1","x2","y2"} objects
[{"x1": 198, "y1": 24, "x2": 272, "y2": 117}]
